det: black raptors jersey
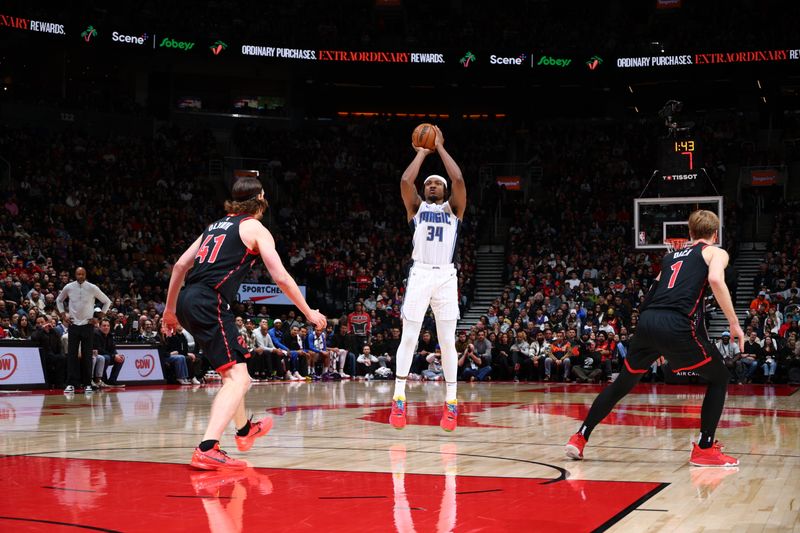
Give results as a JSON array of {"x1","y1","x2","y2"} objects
[
  {"x1": 185, "y1": 214, "x2": 258, "y2": 302},
  {"x1": 647, "y1": 243, "x2": 710, "y2": 317}
]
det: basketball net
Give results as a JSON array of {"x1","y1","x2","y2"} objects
[{"x1": 664, "y1": 237, "x2": 690, "y2": 253}]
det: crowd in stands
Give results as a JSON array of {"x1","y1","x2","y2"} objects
[
  {"x1": 1, "y1": 109, "x2": 799, "y2": 389},
  {"x1": 453, "y1": 117, "x2": 800, "y2": 385}
]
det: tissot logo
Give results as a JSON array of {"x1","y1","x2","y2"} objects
[
  {"x1": 159, "y1": 37, "x2": 195, "y2": 51},
  {"x1": 663, "y1": 173, "x2": 698, "y2": 181},
  {"x1": 0, "y1": 353, "x2": 18, "y2": 380},
  {"x1": 112, "y1": 31, "x2": 149, "y2": 45}
]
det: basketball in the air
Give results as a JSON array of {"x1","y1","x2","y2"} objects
[{"x1": 412, "y1": 123, "x2": 437, "y2": 150}]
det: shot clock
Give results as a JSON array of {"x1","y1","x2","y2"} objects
[
  {"x1": 659, "y1": 138, "x2": 700, "y2": 174},
  {"x1": 656, "y1": 137, "x2": 707, "y2": 194}
]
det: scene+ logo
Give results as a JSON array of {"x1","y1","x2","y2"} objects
[
  {"x1": 489, "y1": 53, "x2": 527, "y2": 65},
  {"x1": 135, "y1": 353, "x2": 157, "y2": 378},
  {"x1": 80, "y1": 25, "x2": 97, "y2": 43},
  {"x1": 534, "y1": 55, "x2": 572, "y2": 68},
  {"x1": 586, "y1": 55, "x2": 603, "y2": 70},
  {"x1": 0, "y1": 353, "x2": 18, "y2": 380},
  {"x1": 159, "y1": 37, "x2": 195, "y2": 51},
  {"x1": 459, "y1": 51, "x2": 476, "y2": 68},
  {"x1": 210, "y1": 40, "x2": 227, "y2": 55},
  {"x1": 112, "y1": 31, "x2": 150, "y2": 46}
]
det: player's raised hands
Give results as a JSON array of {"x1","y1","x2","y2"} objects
[
  {"x1": 433, "y1": 125, "x2": 444, "y2": 148},
  {"x1": 412, "y1": 143, "x2": 433, "y2": 156}
]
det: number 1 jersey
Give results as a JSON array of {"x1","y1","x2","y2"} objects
[
  {"x1": 647, "y1": 242, "x2": 710, "y2": 317},
  {"x1": 185, "y1": 213, "x2": 259, "y2": 302},
  {"x1": 410, "y1": 201, "x2": 460, "y2": 265}
]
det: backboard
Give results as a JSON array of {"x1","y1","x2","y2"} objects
[{"x1": 634, "y1": 196, "x2": 723, "y2": 250}]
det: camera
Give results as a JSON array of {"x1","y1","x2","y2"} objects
[{"x1": 658, "y1": 99, "x2": 694, "y2": 136}]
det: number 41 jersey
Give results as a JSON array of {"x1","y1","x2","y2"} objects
[
  {"x1": 185, "y1": 213, "x2": 259, "y2": 302},
  {"x1": 647, "y1": 242, "x2": 710, "y2": 317},
  {"x1": 411, "y1": 201, "x2": 460, "y2": 265}
]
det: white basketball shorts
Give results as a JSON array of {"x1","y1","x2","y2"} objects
[{"x1": 401, "y1": 263, "x2": 460, "y2": 323}]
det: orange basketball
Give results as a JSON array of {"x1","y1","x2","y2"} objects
[{"x1": 412, "y1": 123, "x2": 436, "y2": 150}]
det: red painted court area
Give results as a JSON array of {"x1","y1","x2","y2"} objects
[
  {"x1": 523, "y1": 383, "x2": 799, "y2": 397},
  {"x1": 0, "y1": 456, "x2": 664, "y2": 532}
]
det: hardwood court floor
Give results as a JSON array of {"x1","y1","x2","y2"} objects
[{"x1": 1, "y1": 380, "x2": 798, "y2": 532}]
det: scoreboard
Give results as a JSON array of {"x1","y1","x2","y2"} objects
[{"x1": 657, "y1": 137, "x2": 705, "y2": 194}]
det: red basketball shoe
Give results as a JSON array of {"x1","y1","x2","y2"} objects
[
  {"x1": 690, "y1": 441, "x2": 739, "y2": 467},
  {"x1": 191, "y1": 443, "x2": 248, "y2": 470},
  {"x1": 235, "y1": 417, "x2": 274, "y2": 452},
  {"x1": 389, "y1": 398, "x2": 407, "y2": 429},
  {"x1": 440, "y1": 401, "x2": 458, "y2": 432},
  {"x1": 565, "y1": 433, "x2": 587, "y2": 460}
]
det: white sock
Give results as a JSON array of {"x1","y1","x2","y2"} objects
[
  {"x1": 436, "y1": 319, "x2": 459, "y2": 403},
  {"x1": 445, "y1": 381, "x2": 457, "y2": 403},
  {"x1": 393, "y1": 319, "x2": 422, "y2": 400},
  {"x1": 393, "y1": 377, "x2": 407, "y2": 400}
]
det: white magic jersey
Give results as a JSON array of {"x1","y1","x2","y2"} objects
[{"x1": 411, "y1": 201, "x2": 460, "y2": 265}]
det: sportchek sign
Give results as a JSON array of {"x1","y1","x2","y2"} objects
[{"x1": 238, "y1": 283, "x2": 307, "y2": 305}]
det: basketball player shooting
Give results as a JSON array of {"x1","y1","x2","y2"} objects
[
  {"x1": 390, "y1": 125, "x2": 466, "y2": 432},
  {"x1": 565, "y1": 210, "x2": 745, "y2": 467},
  {"x1": 162, "y1": 177, "x2": 326, "y2": 470}
]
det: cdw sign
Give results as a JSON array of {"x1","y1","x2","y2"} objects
[
  {"x1": 0, "y1": 353, "x2": 17, "y2": 379},
  {"x1": 0, "y1": 348, "x2": 46, "y2": 386},
  {"x1": 117, "y1": 348, "x2": 165, "y2": 383}
]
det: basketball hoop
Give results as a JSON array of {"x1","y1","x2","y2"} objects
[{"x1": 664, "y1": 237, "x2": 689, "y2": 252}]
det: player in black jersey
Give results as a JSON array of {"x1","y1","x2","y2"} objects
[
  {"x1": 162, "y1": 177, "x2": 326, "y2": 470},
  {"x1": 565, "y1": 210, "x2": 745, "y2": 467}
]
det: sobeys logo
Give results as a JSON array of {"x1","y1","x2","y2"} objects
[
  {"x1": 536, "y1": 55, "x2": 571, "y2": 67},
  {"x1": 159, "y1": 37, "x2": 195, "y2": 51}
]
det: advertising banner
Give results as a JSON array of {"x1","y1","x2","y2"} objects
[
  {"x1": 0, "y1": 347, "x2": 46, "y2": 387},
  {"x1": 751, "y1": 169, "x2": 778, "y2": 186},
  {"x1": 115, "y1": 347, "x2": 165, "y2": 383},
  {"x1": 238, "y1": 283, "x2": 306, "y2": 305},
  {"x1": 496, "y1": 176, "x2": 522, "y2": 190}
]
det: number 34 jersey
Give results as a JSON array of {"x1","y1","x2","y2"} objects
[
  {"x1": 185, "y1": 213, "x2": 259, "y2": 302},
  {"x1": 648, "y1": 242, "x2": 711, "y2": 318},
  {"x1": 410, "y1": 201, "x2": 461, "y2": 266}
]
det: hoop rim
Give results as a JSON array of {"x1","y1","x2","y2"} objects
[{"x1": 664, "y1": 237, "x2": 690, "y2": 252}]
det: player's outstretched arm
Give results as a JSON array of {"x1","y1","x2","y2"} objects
[
  {"x1": 433, "y1": 126, "x2": 466, "y2": 219},
  {"x1": 707, "y1": 247, "x2": 744, "y2": 352},
  {"x1": 162, "y1": 235, "x2": 203, "y2": 333},
  {"x1": 243, "y1": 220, "x2": 326, "y2": 330},
  {"x1": 401, "y1": 146, "x2": 429, "y2": 221}
]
